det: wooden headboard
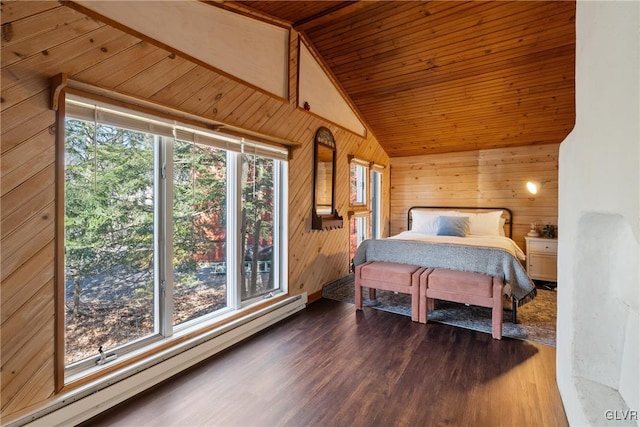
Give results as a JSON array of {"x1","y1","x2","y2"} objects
[{"x1": 407, "y1": 206, "x2": 513, "y2": 238}]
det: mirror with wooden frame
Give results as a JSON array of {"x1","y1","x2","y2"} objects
[{"x1": 312, "y1": 127, "x2": 343, "y2": 230}]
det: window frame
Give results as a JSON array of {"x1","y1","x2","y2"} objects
[
  {"x1": 370, "y1": 166, "x2": 383, "y2": 239},
  {"x1": 348, "y1": 156, "x2": 370, "y2": 210},
  {"x1": 58, "y1": 90, "x2": 289, "y2": 382},
  {"x1": 350, "y1": 211, "x2": 371, "y2": 257}
]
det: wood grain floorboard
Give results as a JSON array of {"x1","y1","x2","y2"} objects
[{"x1": 81, "y1": 299, "x2": 568, "y2": 427}]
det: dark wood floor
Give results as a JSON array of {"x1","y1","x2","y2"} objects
[{"x1": 82, "y1": 298, "x2": 568, "y2": 427}]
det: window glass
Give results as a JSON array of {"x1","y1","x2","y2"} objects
[
  {"x1": 241, "y1": 153, "x2": 277, "y2": 300},
  {"x1": 349, "y1": 214, "x2": 369, "y2": 265},
  {"x1": 349, "y1": 161, "x2": 368, "y2": 207},
  {"x1": 173, "y1": 140, "x2": 228, "y2": 326},
  {"x1": 64, "y1": 119, "x2": 155, "y2": 365}
]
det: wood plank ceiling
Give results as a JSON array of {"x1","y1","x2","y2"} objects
[{"x1": 221, "y1": 1, "x2": 575, "y2": 157}]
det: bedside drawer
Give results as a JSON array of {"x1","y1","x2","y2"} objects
[{"x1": 528, "y1": 239, "x2": 557, "y2": 254}]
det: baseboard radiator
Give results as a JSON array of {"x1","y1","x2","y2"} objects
[{"x1": 8, "y1": 294, "x2": 307, "y2": 427}]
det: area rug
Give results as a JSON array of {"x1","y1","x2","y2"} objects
[{"x1": 322, "y1": 274, "x2": 557, "y2": 347}]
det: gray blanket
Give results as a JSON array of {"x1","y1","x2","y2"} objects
[{"x1": 353, "y1": 238, "x2": 536, "y2": 305}]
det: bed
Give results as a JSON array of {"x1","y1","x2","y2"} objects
[{"x1": 352, "y1": 206, "x2": 536, "y2": 323}]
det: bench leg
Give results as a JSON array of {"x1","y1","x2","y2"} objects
[
  {"x1": 410, "y1": 268, "x2": 426, "y2": 322},
  {"x1": 419, "y1": 270, "x2": 428, "y2": 323},
  {"x1": 492, "y1": 277, "x2": 504, "y2": 340},
  {"x1": 354, "y1": 264, "x2": 365, "y2": 311},
  {"x1": 418, "y1": 268, "x2": 435, "y2": 324},
  {"x1": 354, "y1": 280, "x2": 363, "y2": 311}
]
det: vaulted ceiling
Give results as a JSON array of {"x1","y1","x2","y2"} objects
[{"x1": 221, "y1": 1, "x2": 576, "y2": 157}]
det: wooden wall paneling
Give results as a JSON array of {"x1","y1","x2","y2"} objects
[
  {"x1": 1, "y1": 320, "x2": 54, "y2": 399},
  {"x1": 1, "y1": 244, "x2": 54, "y2": 324},
  {"x1": 178, "y1": 74, "x2": 237, "y2": 116},
  {"x1": 1, "y1": 88, "x2": 51, "y2": 142},
  {"x1": 1, "y1": 25, "x2": 133, "y2": 92},
  {"x1": 234, "y1": 92, "x2": 275, "y2": 127},
  {"x1": 285, "y1": 112, "x2": 317, "y2": 143},
  {"x1": 219, "y1": 90, "x2": 263, "y2": 124},
  {"x1": 1, "y1": 141, "x2": 55, "y2": 198},
  {"x1": 176, "y1": 74, "x2": 228, "y2": 111},
  {"x1": 0, "y1": 5, "x2": 389, "y2": 419},
  {"x1": 0, "y1": 280, "x2": 55, "y2": 373},
  {"x1": 0, "y1": 1, "x2": 60, "y2": 25},
  {"x1": 1, "y1": 74, "x2": 57, "y2": 114},
  {"x1": 1, "y1": 180, "x2": 54, "y2": 239},
  {"x1": 2, "y1": 336, "x2": 56, "y2": 415},
  {"x1": 149, "y1": 66, "x2": 218, "y2": 107},
  {"x1": 115, "y1": 55, "x2": 198, "y2": 99},
  {"x1": 0, "y1": 109, "x2": 55, "y2": 156},
  {"x1": 251, "y1": 101, "x2": 295, "y2": 136},
  {"x1": 1, "y1": 204, "x2": 55, "y2": 281},
  {"x1": 1, "y1": 283, "x2": 55, "y2": 384},
  {"x1": 288, "y1": 160, "x2": 313, "y2": 238},
  {"x1": 1, "y1": 119, "x2": 52, "y2": 174},
  {"x1": 247, "y1": 98, "x2": 287, "y2": 133},
  {"x1": 1, "y1": 7, "x2": 102, "y2": 69},
  {"x1": 1, "y1": 164, "x2": 55, "y2": 217},
  {"x1": 205, "y1": 84, "x2": 258, "y2": 122},
  {"x1": 21, "y1": 355, "x2": 58, "y2": 411},
  {"x1": 74, "y1": 41, "x2": 173, "y2": 88}
]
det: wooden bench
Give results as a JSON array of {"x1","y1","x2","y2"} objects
[
  {"x1": 419, "y1": 269, "x2": 505, "y2": 339},
  {"x1": 354, "y1": 261, "x2": 431, "y2": 322}
]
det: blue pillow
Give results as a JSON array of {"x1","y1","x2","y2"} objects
[{"x1": 436, "y1": 216, "x2": 470, "y2": 237}]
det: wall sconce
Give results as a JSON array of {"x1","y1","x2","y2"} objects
[
  {"x1": 526, "y1": 180, "x2": 543, "y2": 201},
  {"x1": 526, "y1": 181, "x2": 541, "y2": 195}
]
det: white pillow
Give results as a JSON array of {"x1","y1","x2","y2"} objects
[
  {"x1": 412, "y1": 209, "x2": 505, "y2": 236},
  {"x1": 467, "y1": 211, "x2": 504, "y2": 236},
  {"x1": 411, "y1": 210, "x2": 459, "y2": 235}
]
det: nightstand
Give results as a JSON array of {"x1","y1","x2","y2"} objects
[{"x1": 525, "y1": 237, "x2": 558, "y2": 282}]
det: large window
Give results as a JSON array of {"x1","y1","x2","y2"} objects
[
  {"x1": 63, "y1": 95, "x2": 287, "y2": 374},
  {"x1": 348, "y1": 158, "x2": 369, "y2": 264},
  {"x1": 348, "y1": 159, "x2": 384, "y2": 265}
]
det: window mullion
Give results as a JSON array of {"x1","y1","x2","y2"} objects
[
  {"x1": 156, "y1": 136, "x2": 174, "y2": 337},
  {"x1": 227, "y1": 151, "x2": 241, "y2": 309},
  {"x1": 275, "y1": 161, "x2": 287, "y2": 293}
]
